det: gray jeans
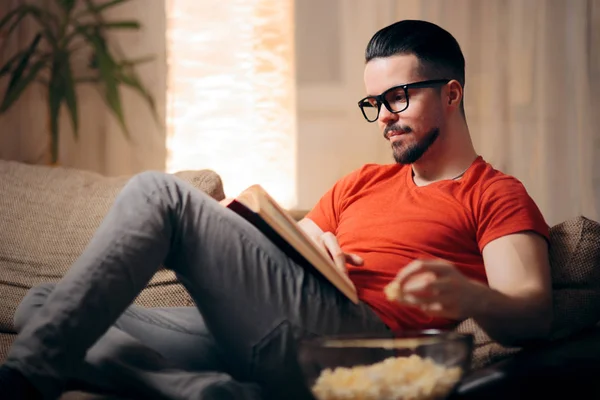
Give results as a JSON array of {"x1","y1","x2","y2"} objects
[{"x1": 5, "y1": 172, "x2": 389, "y2": 399}]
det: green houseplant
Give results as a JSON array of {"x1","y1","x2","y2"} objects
[{"x1": 0, "y1": 0, "x2": 159, "y2": 163}]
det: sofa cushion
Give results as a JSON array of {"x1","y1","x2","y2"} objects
[
  {"x1": 457, "y1": 215, "x2": 600, "y2": 368},
  {"x1": 0, "y1": 160, "x2": 225, "y2": 333},
  {"x1": 547, "y1": 216, "x2": 600, "y2": 339}
]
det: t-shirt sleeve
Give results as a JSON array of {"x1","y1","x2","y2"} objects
[
  {"x1": 305, "y1": 169, "x2": 361, "y2": 233},
  {"x1": 476, "y1": 177, "x2": 550, "y2": 251}
]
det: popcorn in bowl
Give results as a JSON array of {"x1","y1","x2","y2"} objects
[{"x1": 311, "y1": 354, "x2": 463, "y2": 400}]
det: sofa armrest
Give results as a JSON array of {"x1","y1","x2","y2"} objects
[{"x1": 173, "y1": 169, "x2": 226, "y2": 201}]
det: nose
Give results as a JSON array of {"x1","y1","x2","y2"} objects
[{"x1": 377, "y1": 104, "x2": 398, "y2": 126}]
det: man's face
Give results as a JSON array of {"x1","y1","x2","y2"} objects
[{"x1": 363, "y1": 54, "x2": 444, "y2": 164}]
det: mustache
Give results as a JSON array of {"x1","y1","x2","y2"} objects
[{"x1": 383, "y1": 124, "x2": 412, "y2": 139}]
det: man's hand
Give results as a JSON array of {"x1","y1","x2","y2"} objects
[
  {"x1": 312, "y1": 231, "x2": 364, "y2": 276},
  {"x1": 385, "y1": 232, "x2": 552, "y2": 345},
  {"x1": 298, "y1": 218, "x2": 363, "y2": 276},
  {"x1": 386, "y1": 259, "x2": 483, "y2": 320}
]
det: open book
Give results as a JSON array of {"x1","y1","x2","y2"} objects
[{"x1": 221, "y1": 185, "x2": 358, "y2": 304}]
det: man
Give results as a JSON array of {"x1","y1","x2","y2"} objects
[{"x1": 0, "y1": 19, "x2": 552, "y2": 400}]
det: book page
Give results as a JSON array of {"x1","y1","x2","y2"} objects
[{"x1": 251, "y1": 186, "x2": 357, "y2": 299}]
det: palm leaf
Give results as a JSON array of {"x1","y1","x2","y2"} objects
[
  {"x1": 48, "y1": 61, "x2": 65, "y2": 163},
  {"x1": 118, "y1": 56, "x2": 155, "y2": 67},
  {"x1": 117, "y1": 68, "x2": 160, "y2": 125},
  {"x1": 56, "y1": 0, "x2": 76, "y2": 14},
  {"x1": 0, "y1": 6, "x2": 60, "y2": 47},
  {"x1": 5, "y1": 8, "x2": 28, "y2": 36},
  {"x1": 75, "y1": 0, "x2": 130, "y2": 18},
  {"x1": 101, "y1": 20, "x2": 140, "y2": 29},
  {"x1": 6, "y1": 34, "x2": 42, "y2": 93},
  {"x1": 0, "y1": 60, "x2": 46, "y2": 112},
  {"x1": 0, "y1": 7, "x2": 25, "y2": 32},
  {"x1": 66, "y1": 20, "x2": 140, "y2": 42},
  {"x1": 1, "y1": 0, "x2": 156, "y2": 156},
  {"x1": 0, "y1": 34, "x2": 46, "y2": 113},
  {"x1": 78, "y1": 26, "x2": 129, "y2": 138},
  {"x1": 59, "y1": 53, "x2": 78, "y2": 138},
  {"x1": 0, "y1": 50, "x2": 31, "y2": 79}
]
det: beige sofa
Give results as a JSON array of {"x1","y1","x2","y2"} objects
[{"x1": 2, "y1": 159, "x2": 600, "y2": 399}]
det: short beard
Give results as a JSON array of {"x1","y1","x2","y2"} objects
[{"x1": 391, "y1": 127, "x2": 439, "y2": 164}]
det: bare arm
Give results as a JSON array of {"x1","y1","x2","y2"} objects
[
  {"x1": 471, "y1": 231, "x2": 553, "y2": 345},
  {"x1": 390, "y1": 231, "x2": 553, "y2": 346}
]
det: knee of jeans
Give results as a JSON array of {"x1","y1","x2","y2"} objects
[
  {"x1": 128, "y1": 171, "x2": 174, "y2": 193},
  {"x1": 13, "y1": 283, "x2": 56, "y2": 332}
]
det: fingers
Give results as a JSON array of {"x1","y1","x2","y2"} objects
[
  {"x1": 388, "y1": 260, "x2": 469, "y2": 319},
  {"x1": 319, "y1": 232, "x2": 364, "y2": 273},
  {"x1": 394, "y1": 259, "x2": 455, "y2": 288},
  {"x1": 345, "y1": 253, "x2": 364, "y2": 266},
  {"x1": 321, "y1": 232, "x2": 348, "y2": 275},
  {"x1": 402, "y1": 277, "x2": 450, "y2": 302}
]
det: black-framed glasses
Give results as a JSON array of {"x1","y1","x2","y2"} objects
[{"x1": 357, "y1": 79, "x2": 450, "y2": 122}]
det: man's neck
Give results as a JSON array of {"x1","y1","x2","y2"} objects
[{"x1": 411, "y1": 127, "x2": 477, "y2": 186}]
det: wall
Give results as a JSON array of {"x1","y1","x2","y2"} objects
[
  {"x1": 0, "y1": 0, "x2": 166, "y2": 176},
  {"x1": 295, "y1": 0, "x2": 392, "y2": 210},
  {"x1": 294, "y1": 0, "x2": 600, "y2": 225}
]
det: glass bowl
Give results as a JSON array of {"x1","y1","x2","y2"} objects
[{"x1": 297, "y1": 330, "x2": 474, "y2": 400}]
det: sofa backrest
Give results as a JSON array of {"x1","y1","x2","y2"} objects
[{"x1": 0, "y1": 160, "x2": 225, "y2": 333}]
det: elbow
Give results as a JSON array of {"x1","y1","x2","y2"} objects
[
  {"x1": 532, "y1": 294, "x2": 554, "y2": 340},
  {"x1": 497, "y1": 303, "x2": 554, "y2": 347},
  {"x1": 535, "y1": 303, "x2": 554, "y2": 340}
]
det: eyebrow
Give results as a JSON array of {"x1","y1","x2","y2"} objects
[{"x1": 366, "y1": 84, "x2": 405, "y2": 97}]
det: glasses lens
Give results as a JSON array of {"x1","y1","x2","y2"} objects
[
  {"x1": 359, "y1": 98, "x2": 379, "y2": 121},
  {"x1": 384, "y1": 87, "x2": 407, "y2": 112}
]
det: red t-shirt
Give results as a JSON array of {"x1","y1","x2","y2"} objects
[{"x1": 305, "y1": 156, "x2": 549, "y2": 332}]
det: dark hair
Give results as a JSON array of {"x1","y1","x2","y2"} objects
[{"x1": 365, "y1": 20, "x2": 465, "y2": 88}]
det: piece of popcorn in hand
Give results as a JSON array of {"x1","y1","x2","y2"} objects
[{"x1": 384, "y1": 279, "x2": 402, "y2": 303}]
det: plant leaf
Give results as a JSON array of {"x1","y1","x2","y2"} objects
[
  {"x1": 0, "y1": 34, "x2": 45, "y2": 113},
  {"x1": 48, "y1": 62, "x2": 64, "y2": 163},
  {"x1": 100, "y1": 20, "x2": 140, "y2": 29},
  {"x1": 5, "y1": 8, "x2": 28, "y2": 36},
  {"x1": 0, "y1": 50, "x2": 29, "y2": 79},
  {"x1": 0, "y1": 7, "x2": 25, "y2": 32},
  {"x1": 0, "y1": 5, "x2": 59, "y2": 33},
  {"x1": 56, "y1": 0, "x2": 76, "y2": 14},
  {"x1": 118, "y1": 56, "x2": 155, "y2": 67},
  {"x1": 75, "y1": 0, "x2": 130, "y2": 18},
  {"x1": 117, "y1": 69, "x2": 160, "y2": 125},
  {"x1": 59, "y1": 53, "x2": 78, "y2": 138},
  {"x1": 6, "y1": 34, "x2": 42, "y2": 93},
  {"x1": 0, "y1": 59, "x2": 46, "y2": 113},
  {"x1": 1, "y1": 6, "x2": 60, "y2": 47},
  {"x1": 67, "y1": 20, "x2": 140, "y2": 42},
  {"x1": 79, "y1": 27, "x2": 129, "y2": 138}
]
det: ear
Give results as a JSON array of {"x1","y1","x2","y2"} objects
[{"x1": 445, "y1": 80, "x2": 463, "y2": 110}]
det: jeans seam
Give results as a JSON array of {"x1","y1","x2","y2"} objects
[{"x1": 117, "y1": 309, "x2": 205, "y2": 336}]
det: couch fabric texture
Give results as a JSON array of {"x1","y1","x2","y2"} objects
[
  {"x1": 2, "y1": 159, "x2": 600, "y2": 396},
  {"x1": 0, "y1": 160, "x2": 225, "y2": 363}
]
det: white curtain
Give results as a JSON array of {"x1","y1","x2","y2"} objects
[
  {"x1": 389, "y1": 0, "x2": 599, "y2": 225},
  {"x1": 165, "y1": 0, "x2": 297, "y2": 206}
]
